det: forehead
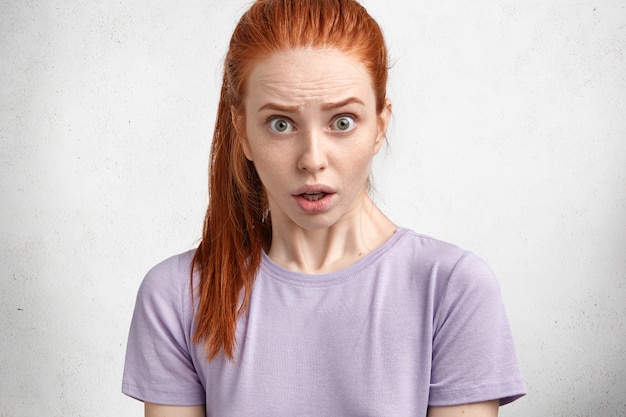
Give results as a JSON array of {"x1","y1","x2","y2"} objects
[{"x1": 245, "y1": 49, "x2": 375, "y2": 106}]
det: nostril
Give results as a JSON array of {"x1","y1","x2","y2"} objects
[{"x1": 298, "y1": 163, "x2": 326, "y2": 172}]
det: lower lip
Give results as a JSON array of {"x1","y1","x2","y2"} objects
[{"x1": 293, "y1": 193, "x2": 334, "y2": 214}]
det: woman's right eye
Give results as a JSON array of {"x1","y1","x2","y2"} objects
[{"x1": 268, "y1": 118, "x2": 294, "y2": 133}]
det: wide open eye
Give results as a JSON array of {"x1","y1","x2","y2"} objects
[
  {"x1": 332, "y1": 115, "x2": 356, "y2": 132},
  {"x1": 269, "y1": 118, "x2": 294, "y2": 133}
]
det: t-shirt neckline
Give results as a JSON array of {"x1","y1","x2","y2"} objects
[{"x1": 259, "y1": 227, "x2": 408, "y2": 287}]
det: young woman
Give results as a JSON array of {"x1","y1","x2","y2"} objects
[{"x1": 122, "y1": 1, "x2": 526, "y2": 416}]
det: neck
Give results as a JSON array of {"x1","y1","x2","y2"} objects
[{"x1": 267, "y1": 196, "x2": 396, "y2": 274}]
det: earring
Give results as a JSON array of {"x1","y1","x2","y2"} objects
[{"x1": 261, "y1": 208, "x2": 270, "y2": 223}]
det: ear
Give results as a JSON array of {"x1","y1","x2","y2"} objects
[
  {"x1": 374, "y1": 99, "x2": 392, "y2": 154},
  {"x1": 231, "y1": 106, "x2": 253, "y2": 161}
]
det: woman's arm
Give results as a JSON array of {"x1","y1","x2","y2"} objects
[
  {"x1": 144, "y1": 402, "x2": 205, "y2": 417},
  {"x1": 427, "y1": 400, "x2": 499, "y2": 417}
]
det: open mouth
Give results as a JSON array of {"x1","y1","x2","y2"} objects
[{"x1": 301, "y1": 192, "x2": 327, "y2": 202}]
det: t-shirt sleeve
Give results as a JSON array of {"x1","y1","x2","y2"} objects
[
  {"x1": 122, "y1": 256, "x2": 205, "y2": 405},
  {"x1": 429, "y1": 251, "x2": 526, "y2": 406}
]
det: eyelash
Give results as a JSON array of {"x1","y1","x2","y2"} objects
[{"x1": 266, "y1": 114, "x2": 358, "y2": 133}]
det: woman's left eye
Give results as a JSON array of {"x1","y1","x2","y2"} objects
[{"x1": 332, "y1": 115, "x2": 356, "y2": 132}]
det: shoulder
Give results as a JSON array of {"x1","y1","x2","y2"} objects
[
  {"x1": 135, "y1": 249, "x2": 197, "y2": 312},
  {"x1": 123, "y1": 249, "x2": 205, "y2": 405},
  {"x1": 390, "y1": 228, "x2": 499, "y2": 294},
  {"x1": 139, "y1": 249, "x2": 196, "y2": 291},
  {"x1": 128, "y1": 249, "x2": 198, "y2": 348},
  {"x1": 394, "y1": 228, "x2": 464, "y2": 255},
  {"x1": 390, "y1": 228, "x2": 479, "y2": 272}
]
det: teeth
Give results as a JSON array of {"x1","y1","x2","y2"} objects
[{"x1": 302, "y1": 192, "x2": 325, "y2": 202}]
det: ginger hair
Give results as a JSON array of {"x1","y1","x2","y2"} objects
[{"x1": 192, "y1": 0, "x2": 389, "y2": 361}]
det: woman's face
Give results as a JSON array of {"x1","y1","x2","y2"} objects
[{"x1": 238, "y1": 48, "x2": 391, "y2": 233}]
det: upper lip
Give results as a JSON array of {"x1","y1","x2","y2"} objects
[{"x1": 292, "y1": 184, "x2": 336, "y2": 196}]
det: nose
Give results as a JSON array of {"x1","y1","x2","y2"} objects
[{"x1": 297, "y1": 129, "x2": 328, "y2": 173}]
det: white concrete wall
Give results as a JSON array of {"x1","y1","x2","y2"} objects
[{"x1": 1, "y1": 0, "x2": 624, "y2": 415}]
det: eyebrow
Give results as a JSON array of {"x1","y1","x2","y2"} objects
[
  {"x1": 321, "y1": 97, "x2": 365, "y2": 110},
  {"x1": 257, "y1": 97, "x2": 365, "y2": 113},
  {"x1": 258, "y1": 103, "x2": 300, "y2": 113}
]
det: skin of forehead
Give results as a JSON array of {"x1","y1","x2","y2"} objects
[{"x1": 246, "y1": 48, "x2": 375, "y2": 108}]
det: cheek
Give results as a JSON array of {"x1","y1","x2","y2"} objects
[
  {"x1": 250, "y1": 147, "x2": 288, "y2": 183},
  {"x1": 246, "y1": 133, "x2": 294, "y2": 174},
  {"x1": 342, "y1": 135, "x2": 379, "y2": 168}
]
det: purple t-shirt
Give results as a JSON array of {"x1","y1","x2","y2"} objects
[{"x1": 123, "y1": 228, "x2": 525, "y2": 415}]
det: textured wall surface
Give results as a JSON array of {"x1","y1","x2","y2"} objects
[{"x1": 1, "y1": 0, "x2": 624, "y2": 416}]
